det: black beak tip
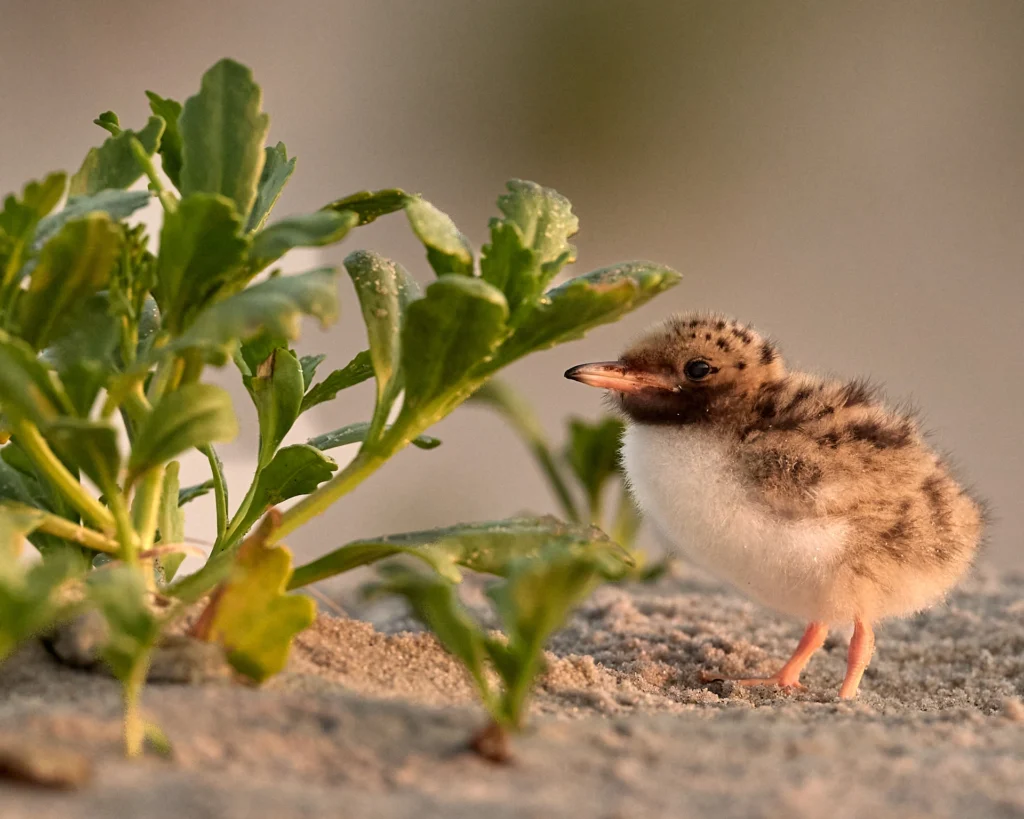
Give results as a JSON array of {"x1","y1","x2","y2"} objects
[{"x1": 564, "y1": 365, "x2": 584, "y2": 381}]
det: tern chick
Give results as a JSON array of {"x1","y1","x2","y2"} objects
[{"x1": 565, "y1": 313, "x2": 984, "y2": 699}]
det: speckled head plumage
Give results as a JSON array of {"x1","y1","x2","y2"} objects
[
  {"x1": 565, "y1": 311, "x2": 986, "y2": 700},
  {"x1": 566, "y1": 312, "x2": 786, "y2": 425},
  {"x1": 617, "y1": 313, "x2": 785, "y2": 423}
]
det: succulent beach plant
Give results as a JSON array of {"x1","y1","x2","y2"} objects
[{"x1": 0, "y1": 57, "x2": 679, "y2": 759}]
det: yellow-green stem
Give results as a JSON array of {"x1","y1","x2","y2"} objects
[
  {"x1": 33, "y1": 510, "x2": 120, "y2": 554},
  {"x1": 214, "y1": 479, "x2": 260, "y2": 556},
  {"x1": 129, "y1": 137, "x2": 177, "y2": 213},
  {"x1": 107, "y1": 489, "x2": 138, "y2": 564},
  {"x1": 610, "y1": 484, "x2": 641, "y2": 549},
  {"x1": 122, "y1": 653, "x2": 151, "y2": 757},
  {"x1": 131, "y1": 468, "x2": 164, "y2": 586},
  {"x1": 200, "y1": 445, "x2": 228, "y2": 542},
  {"x1": 270, "y1": 449, "x2": 387, "y2": 545},
  {"x1": 15, "y1": 422, "x2": 115, "y2": 532},
  {"x1": 146, "y1": 356, "x2": 183, "y2": 405},
  {"x1": 180, "y1": 350, "x2": 204, "y2": 385}
]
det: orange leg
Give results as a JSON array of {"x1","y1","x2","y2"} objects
[
  {"x1": 702, "y1": 622, "x2": 829, "y2": 690},
  {"x1": 838, "y1": 618, "x2": 875, "y2": 699}
]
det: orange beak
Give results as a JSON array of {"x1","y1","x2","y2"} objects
[{"x1": 564, "y1": 362, "x2": 678, "y2": 393}]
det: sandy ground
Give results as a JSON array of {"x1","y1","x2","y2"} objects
[{"x1": 1, "y1": 566, "x2": 1022, "y2": 818}]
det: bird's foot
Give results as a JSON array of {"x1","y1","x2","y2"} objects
[{"x1": 700, "y1": 669, "x2": 806, "y2": 691}]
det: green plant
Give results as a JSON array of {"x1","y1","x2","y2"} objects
[
  {"x1": 365, "y1": 525, "x2": 632, "y2": 761},
  {"x1": 470, "y1": 380, "x2": 642, "y2": 548},
  {"x1": 0, "y1": 57, "x2": 679, "y2": 757}
]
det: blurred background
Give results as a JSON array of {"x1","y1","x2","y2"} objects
[{"x1": 0, "y1": 0, "x2": 1021, "y2": 575}]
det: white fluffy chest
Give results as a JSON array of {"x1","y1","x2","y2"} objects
[{"x1": 621, "y1": 424, "x2": 849, "y2": 621}]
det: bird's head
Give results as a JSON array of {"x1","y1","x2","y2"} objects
[{"x1": 565, "y1": 313, "x2": 785, "y2": 424}]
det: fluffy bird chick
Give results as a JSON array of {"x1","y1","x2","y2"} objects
[{"x1": 565, "y1": 313, "x2": 984, "y2": 699}]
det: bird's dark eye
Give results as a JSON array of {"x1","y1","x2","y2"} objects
[{"x1": 684, "y1": 359, "x2": 712, "y2": 381}]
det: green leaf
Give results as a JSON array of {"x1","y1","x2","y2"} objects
[
  {"x1": 394, "y1": 276, "x2": 509, "y2": 430},
  {"x1": 494, "y1": 262, "x2": 681, "y2": 367},
  {"x1": 170, "y1": 267, "x2": 340, "y2": 365},
  {"x1": 496, "y1": 180, "x2": 578, "y2": 273},
  {"x1": 68, "y1": 116, "x2": 165, "y2": 197},
  {"x1": 154, "y1": 192, "x2": 250, "y2": 333},
  {"x1": 231, "y1": 444, "x2": 337, "y2": 540},
  {"x1": 365, "y1": 564, "x2": 492, "y2": 699},
  {"x1": 34, "y1": 190, "x2": 151, "y2": 250},
  {"x1": 0, "y1": 502, "x2": 45, "y2": 559},
  {"x1": 404, "y1": 197, "x2": 473, "y2": 276},
  {"x1": 0, "y1": 441, "x2": 78, "y2": 546},
  {"x1": 307, "y1": 422, "x2": 440, "y2": 452},
  {"x1": 45, "y1": 418, "x2": 121, "y2": 492},
  {"x1": 300, "y1": 349, "x2": 374, "y2": 413},
  {"x1": 288, "y1": 515, "x2": 632, "y2": 590},
  {"x1": 128, "y1": 383, "x2": 238, "y2": 483},
  {"x1": 158, "y1": 461, "x2": 186, "y2": 581},
  {"x1": 306, "y1": 422, "x2": 373, "y2": 451},
  {"x1": 323, "y1": 188, "x2": 410, "y2": 225},
  {"x1": 0, "y1": 457, "x2": 44, "y2": 509},
  {"x1": 145, "y1": 91, "x2": 184, "y2": 188},
  {"x1": 18, "y1": 214, "x2": 122, "y2": 350},
  {"x1": 206, "y1": 537, "x2": 315, "y2": 682},
  {"x1": 245, "y1": 347, "x2": 305, "y2": 469},
  {"x1": 0, "y1": 173, "x2": 66, "y2": 240},
  {"x1": 479, "y1": 220, "x2": 536, "y2": 310},
  {"x1": 86, "y1": 565, "x2": 161, "y2": 682},
  {"x1": 299, "y1": 354, "x2": 326, "y2": 390},
  {"x1": 250, "y1": 210, "x2": 357, "y2": 269},
  {"x1": 485, "y1": 548, "x2": 606, "y2": 725},
  {"x1": 178, "y1": 479, "x2": 215, "y2": 506},
  {"x1": 297, "y1": 541, "x2": 464, "y2": 587},
  {"x1": 0, "y1": 517, "x2": 76, "y2": 662},
  {"x1": 179, "y1": 58, "x2": 270, "y2": 220},
  {"x1": 40, "y1": 293, "x2": 120, "y2": 416},
  {"x1": 343, "y1": 251, "x2": 421, "y2": 408},
  {"x1": 565, "y1": 416, "x2": 625, "y2": 515},
  {"x1": 0, "y1": 332, "x2": 75, "y2": 424},
  {"x1": 491, "y1": 548, "x2": 603, "y2": 652},
  {"x1": 136, "y1": 295, "x2": 161, "y2": 355},
  {"x1": 236, "y1": 332, "x2": 289, "y2": 376},
  {"x1": 246, "y1": 142, "x2": 295, "y2": 233},
  {"x1": 0, "y1": 173, "x2": 66, "y2": 291},
  {"x1": 94, "y1": 111, "x2": 121, "y2": 135},
  {"x1": 10, "y1": 173, "x2": 67, "y2": 222},
  {"x1": 480, "y1": 180, "x2": 578, "y2": 314},
  {"x1": 0, "y1": 557, "x2": 76, "y2": 661}
]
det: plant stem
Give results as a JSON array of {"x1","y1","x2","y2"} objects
[
  {"x1": 610, "y1": 483, "x2": 641, "y2": 549},
  {"x1": 270, "y1": 449, "x2": 387, "y2": 545},
  {"x1": 131, "y1": 467, "x2": 164, "y2": 557},
  {"x1": 503, "y1": 654, "x2": 541, "y2": 732},
  {"x1": 119, "y1": 314, "x2": 138, "y2": 369},
  {"x1": 122, "y1": 653, "x2": 152, "y2": 757},
  {"x1": 469, "y1": 381, "x2": 580, "y2": 522},
  {"x1": 31, "y1": 509, "x2": 120, "y2": 554},
  {"x1": 180, "y1": 350, "x2": 204, "y2": 385},
  {"x1": 588, "y1": 489, "x2": 603, "y2": 528},
  {"x1": 107, "y1": 488, "x2": 137, "y2": 562},
  {"x1": 469, "y1": 720, "x2": 511, "y2": 764},
  {"x1": 532, "y1": 443, "x2": 580, "y2": 524},
  {"x1": 213, "y1": 478, "x2": 259, "y2": 557},
  {"x1": 146, "y1": 355, "x2": 183, "y2": 406},
  {"x1": 15, "y1": 422, "x2": 115, "y2": 532},
  {"x1": 200, "y1": 445, "x2": 228, "y2": 542},
  {"x1": 129, "y1": 137, "x2": 177, "y2": 213}
]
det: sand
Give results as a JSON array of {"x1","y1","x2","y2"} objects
[{"x1": 1, "y1": 565, "x2": 1022, "y2": 818}]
